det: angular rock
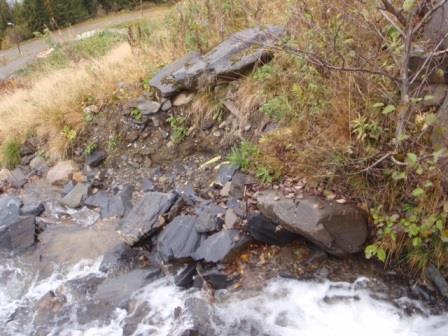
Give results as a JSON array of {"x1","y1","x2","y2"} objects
[
  {"x1": 192, "y1": 230, "x2": 251, "y2": 263},
  {"x1": 0, "y1": 214, "x2": 36, "y2": 251},
  {"x1": 137, "y1": 99, "x2": 161, "y2": 116},
  {"x1": 157, "y1": 216, "x2": 205, "y2": 263},
  {"x1": 85, "y1": 186, "x2": 133, "y2": 219},
  {"x1": 227, "y1": 197, "x2": 247, "y2": 218},
  {"x1": 229, "y1": 172, "x2": 255, "y2": 199},
  {"x1": 161, "y1": 99, "x2": 172, "y2": 112},
  {"x1": 224, "y1": 208, "x2": 239, "y2": 230},
  {"x1": 29, "y1": 156, "x2": 48, "y2": 173},
  {"x1": 61, "y1": 183, "x2": 89, "y2": 209},
  {"x1": 21, "y1": 202, "x2": 45, "y2": 217},
  {"x1": 195, "y1": 203, "x2": 225, "y2": 233},
  {"x1": 426, "y1": 264, "x2": 448, "y2": 298},
  {"x1": 85, "y1": 149, "x2": 107, "y2": 168},
  {"x1": 150, "y1": 27, "x2": 283, "y2": 97},
  {"x1": 100, "y1": 243, "x2": 142, "y2": 275},
  {"x1": 247, "y1": 213, "x2": 299, "y2": 246},
  {"x1": 141, "y1": 179, "x2": 155, "y2": 192},
  {"x1": 8, "y1": 168, "x2": 27, "y2": 188},
  {"x1": 47, "y1": 161, "x2": 77, "y2": 186},
  {"x1": 215, "y1": 164, "x2": 238, "y2": 187},
  {"x1": 257, "y1": 191, "x2": 368, "y2": 255},
  {"x1": 150, "y1": 51, "x2": 202, "y2": 97},
  {"x1": 175, "y1": 263, "x2": 197, "y2": 288},
  {"x1": 120, "y1": 192, "x2": 177, "y2": 244}
]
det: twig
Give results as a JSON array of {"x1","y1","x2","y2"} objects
[
  {"x1": 380, "y1": 0, "x2": 407, "y2": 27},
  {"x1": 359, "y1": 152, "x2": 393, "y2": 173}
]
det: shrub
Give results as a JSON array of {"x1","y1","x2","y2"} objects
[{"x1": 1, "y1": 139, "x2": 21, "y2": 169}]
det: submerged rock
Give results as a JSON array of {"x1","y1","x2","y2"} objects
[
  {"x1": 158, "y1": 216, "x2": 205, "y2": 263},
  {"x1": 120, "y1": 191, "x2": 177, "y2": 245},
  {"x1": 247, "y1": 213, "x2": 299, "y2": 246},
  {"x1": 150, "y1": 26, "x2": 283, "y2": 97},
  {"x1": 192, "y1": 229, "x2": 251, "y2": 263},
  {"x1": 257, "y1": 191, "x2": 368, "y2": 255},
  {"x1": 99, "y1": 243, "x2": 143, "y2": 275},
  {"x1": 175, "y1": 263, "x2": 197, "y2": 288},
  {"x1": 0, "y1": 214, "x2": 36, "y2": 251}
]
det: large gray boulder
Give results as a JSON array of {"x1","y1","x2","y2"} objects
[
  {"x1": 120, "y1": 192, "x2": 177, "y2": 245},
  {"x1": 150, "y1": 26, "x2": 283, "y2": 97},
  {"x1": 256, "y1": 191, "x2": 368, "y2": 256},
  {"x1": 157, "y1": 216, "x2": 205, "y2": 263},
  {"x1": 191, "y1": 229, "x2": 251, "y2": 263}
]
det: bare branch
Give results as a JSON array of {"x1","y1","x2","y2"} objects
[
  {"x1": 380, "y1": 0, "x2": 407, "y2": 27},
  {"x1": 413, "y1": 0, "x2": 448, "y2": 34}
]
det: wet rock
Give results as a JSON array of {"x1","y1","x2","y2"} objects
[
  {"x1": 195, "y1": 203, "x2": 225, "y2": 233},
  {"x1": 46, "y1": 161, "x2": 77, "y2": 186},
  {"x1": 150, "y1": 51, "x2": 202, "y2": 97},
  {"x1": 21, "y1": 202, "x2": 45, "y2": 217},
  {"x1": 0, "y1": 214, "x2": 36, "y2": 251},
  {"x1": 248, "y1": 213, "x2": 299, "y2": 246},
  {"x1": 158, "y1": 216, "x2": 205, "y2": 263},
  {"x1": 215, "y1": 164, "x2": 238, "y2": 187},
  {"x1": 175, "y1": 263, "x2": 197, "y2": 288},
  {"x1": 173, "y1": 92, "x2": 194, "y2": 106},
  {"x1": 426, "y1": 264, "x2": 448, "y2": 298},
  {"x1": 8, "y1": 168, "x2": 27, "y2": 188},
  {"x1": 193, "y1": 269, "x2": 239, "y2": 290},
  {"x1": 61, "y1": 183, "x2": 89, "y2": 209},
  {"x1": 100, "y1": 243, "x2": 143, "y2": 275},
  {"x1": 257, "y1": 191, "x2": 368, "y2": 255},
  {"x1": 137, "y1": 99, "x2": 161, "y2": 116},
  {"x1": 224, "y1": 208, "x2": 239, "y2": 229},
  {"x1": 179, "y1": 297, "x2": 222, "y2": 336},
  {"x1": 33, "y1": 290, "x2": 68, "y2": 330},
  {"x1": 192, "y1": 230, "x2": 252, "y2": 263},
  {"x1": 85, "y1": 149, "x2": 107, "y2": 167},
  {"x1": 120, "y1": 192, "x2": 178, "y2": 244}
]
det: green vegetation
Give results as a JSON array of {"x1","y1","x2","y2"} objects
[
  {"x1": 131, "y1": 108, "x2": 142, "y2": 121},
  {"x1": 167, "y1": 116, "x2": 188, "y2": 143},
  {"x1": 228, "y1": 142, "x2": 259, "y2": 170},
  {"x1": 84, "y1": 142, "x2": 97, "y2": 156},
  {"x1": 1, "y1": 138, "x2": 22, "y2": 169}
]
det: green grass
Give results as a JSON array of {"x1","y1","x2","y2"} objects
[
  {"x1": 1, "y1": 139, "x2": 22, "y2": 169},
  {"x1": 229, "y1": 141, "x2": 260, "y2": 170}
]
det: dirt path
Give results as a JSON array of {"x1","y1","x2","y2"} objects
[{"x1": 0, "y1": 5, "x2": 171, "y2": 80}]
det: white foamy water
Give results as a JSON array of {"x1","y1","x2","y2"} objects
[{"x1": 1, "y1": 256, "x2": 448, "y2": 336}]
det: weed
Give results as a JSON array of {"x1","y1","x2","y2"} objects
[
  {"x1": 229, "y1": 141, "x2": 260, "y2": 170},
  {"x1": 1, "y1": 139, "x2": 21, "y2": 169},
  {"x1": 61, "y1": 126, "x2": 77, "y2": 142},
  {"x1": 131, "y1": 108, "x2": 143, "y2": 121},
  {"x1": 167, "y1": 115, "x2": 188, "y2": 143},
  {"x1": 108, "y1": 135, "x2": 121, "y2": 151},
  {"x1": 84, "y1": 142, "x2": 97, "y2": 156},
  {"x1": 260, "y1": 96, "x2": 292, "y2": 121},
  {"x1": 256, "y1": 166, "x2": 274, "y2": 184}
]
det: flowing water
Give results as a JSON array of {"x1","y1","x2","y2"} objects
[{"x1": 1, "y1": 252, "x2": 448, "y2": 336}]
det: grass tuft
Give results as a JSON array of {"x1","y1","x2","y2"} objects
[{"x1": 1, "y1": 139, "x2": 22, "y2": 169}]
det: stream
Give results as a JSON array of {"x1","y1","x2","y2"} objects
[{"x1": 1, "y1": 251, "x2": 448, "y2": 336}]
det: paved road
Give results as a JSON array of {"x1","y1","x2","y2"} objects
[{"x1": 0, "y1": 5, "x2": 170, "y2": 80}]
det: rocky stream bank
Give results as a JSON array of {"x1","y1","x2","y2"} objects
[{"x1": 1, "y1": 26, "x2": 448, "y2": 335}]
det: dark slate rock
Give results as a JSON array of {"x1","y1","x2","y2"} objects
[
  {"x1": 150, "y1": 51, "x2": 202, "y2": 97},
  {"x1": 175, "y1": 263, "x2": 197, "y2": 288},
  {"x1": 229, "y1": 172, "x2": 256, "y2": 199},
  {"x1": 193, "y1": 269, "x2": 239, "y2": 290},
  {"x1": 141, "y1": 179, "x2": 155, "y2": 192},
  {"x1": 99, "y1": 243, "x2": 142, "y2": 275},
  {"x1": 0, "y1": 214, "x2": 36, "y2": 251},
  {"x1": 215, "y1": 164, "x2": 238, "y2": 186},
  {"x1": 120, "y1": 192, "x2": 178, "y2": 245},
  {"x1": 426, "y1": 264, "x2": 448, "y2": 298},
  {"x1": 257, "y1": 191, "x2": 368, "y2": 255},
  {"x1": 85, "y1": 186, "x2": 133, "y2": 219},
  {"x1": 176, "y1": 183, "x2": 203, "y2": 206},
  {"x1": 61, "y1": 183, "x2": 89, "y2": 209},
  {"x1": 85, "y1": 149, "x2": 107, "y2": 168},
  {"x1": 247, "y1": 214, "x2": 299, "y2": 246},
  {"x1": 21, "y1": 202, "x2": 45, "y2": 217},
  {"x1": 85, "y1": 190, "x2": 110, "y2": 209},
  {"x1": 192, "y1": 230, "x2": 252, "y2": 264},
  {"x1": 227, "y1": 197, "x2": 247, "y2": 218},
  {"x1": 179, "y1": 298, "x2": 222, "y2": 336},
  {"x1": 157, "y1": 216, "x2": 205, "y2": 263},
  {"x1": 195, "y1": 204, "x2": 225, "y2": 233}
]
